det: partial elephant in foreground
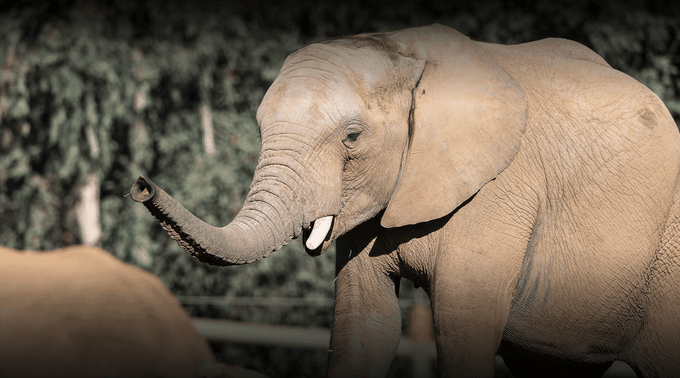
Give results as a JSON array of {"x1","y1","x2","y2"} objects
[
  {"x1": 131, "y1": 24, "x2": 680, "y2": 377},
  {"x1": 0, "y1": 245, "x2": 265, "y2": 378}
]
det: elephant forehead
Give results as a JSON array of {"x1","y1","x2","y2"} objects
[
  {"x1": 257, "y1": 76, "x2": 365, "y2": 132},
  {"x1": 261, "y1": 45, "x2": 392, "y2": 97},
  {"x1": 256, "y1": 42, "x2": 406, "y2": 136},
  {"x1": 285, "y1": 42, "x2": 394, "y2": 82}
]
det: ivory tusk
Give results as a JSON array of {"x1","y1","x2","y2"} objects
[{"x1": 306, "y1": 216, "x2": 333, "y2": 250}]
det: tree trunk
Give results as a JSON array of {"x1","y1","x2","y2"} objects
[
  {"x1": 200, "y1": 89, "x2": 215, "y2": 156},
  {"x1": 76, "y1": 172, "x2": 102, "y2": 246}
]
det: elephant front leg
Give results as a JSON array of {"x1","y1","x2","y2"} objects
[
  {"x1": 327, "y1": 235, "x2": 402, "y2": 378},
  {"x1": 431, "y1": 254, "x2": 516, "y2": 378}
]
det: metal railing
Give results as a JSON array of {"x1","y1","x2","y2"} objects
[
  {"x1": 191, "y1": 317, "x2": 438, "y2": 378},
  {"x1": 183, "y1": 297, "x2": 638, "y2": 378},
  {"x1": 176, "y1": 295, "x2": 426, "y2": 308}
]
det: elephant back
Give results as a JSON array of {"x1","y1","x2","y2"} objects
[{"x1": 0, "y1": 245, "x2": 215, "y2": 378}]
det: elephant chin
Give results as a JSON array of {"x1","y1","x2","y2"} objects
[{"x1": 303, "y1": 216, "x2": 335, "y2": 256}]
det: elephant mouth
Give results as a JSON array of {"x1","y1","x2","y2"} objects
[{"x1": 303, "y1": 215, "x2": 334, "y2": 256}]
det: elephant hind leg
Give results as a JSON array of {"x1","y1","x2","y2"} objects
[
  {"x1": 626, "y1": 198, "x2": 680, "y2": 378},
  {"x1": 501, "y1": 354, "x2": 613, "y2": 378}
]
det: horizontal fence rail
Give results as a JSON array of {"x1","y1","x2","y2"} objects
[
  {"x1": 177, "y1": 296, "x2": 336, "y2": 307},
  {"x1": 192, "y1": 317, "x2": 437, "y2": 378},
  {"x1": 177, "y1": 295, "x2": 429, "y2": 308},
  {"x1": 191, "y1": 318, "x2": 637, "y2": 378},
  {"x1": 184, "y1": 296, "x2": 637, "y2": 378},
  {"x1": 192, "y1": 318, "x2": 437, "y2": 357}
]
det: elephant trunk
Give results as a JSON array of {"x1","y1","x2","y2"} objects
[{"x1": 130, "y1": 175, "x2": 299, "y2": 266}]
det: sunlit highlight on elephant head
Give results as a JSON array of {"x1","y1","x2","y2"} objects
[{"x1": 130, "y1": 24, "x2": 526, "y2": 264}]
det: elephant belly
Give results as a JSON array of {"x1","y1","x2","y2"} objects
[
  {"x1": 500, "y1": 246, "x2": 652, "y2": 363},
  {"x1": 499, "y1": 151, "x2": 671, "y2": 362},
  {"x1": 501, "y1": 305, "x2": 640, "y2": 363}
]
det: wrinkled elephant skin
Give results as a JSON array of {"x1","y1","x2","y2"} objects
[
  {"x1": 131, "y1": 24, "x2": 680, "y2": 377},
  {"x1": 0, "y1": 245, "x2": 220, "y2": 378}
]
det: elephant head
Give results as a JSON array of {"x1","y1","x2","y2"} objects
[{"x1": 130, "y1": 24, "x2": 527, "y2": 265}]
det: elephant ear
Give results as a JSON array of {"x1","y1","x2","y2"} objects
[{"x1": 381, "y1": 25, "x2": 527, "y2": 228}]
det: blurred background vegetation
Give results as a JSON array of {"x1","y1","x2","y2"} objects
[{"x1": 1, "y1": 0, "x2": 679, "y2": 376}]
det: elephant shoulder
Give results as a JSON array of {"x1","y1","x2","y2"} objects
[
  {"x1": 522, "y1": 38, "x2": 610, "y2": 67},
  {"x1": 478, "y1": 38, "x2": 610, "y2": 69}
]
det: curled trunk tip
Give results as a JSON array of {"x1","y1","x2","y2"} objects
[
  {"x1": 130, "y1": 175, "x2": 156, "y2": 203},
  {"x1": 130, "y1": 176, "x2": 225, "y2": 265}
]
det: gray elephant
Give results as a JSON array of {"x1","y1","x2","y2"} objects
[
  {"x1": 0, "y1": 245, "x2": 268, "y2": 378},
  {"x1": 130, "y1": 24, "x2": 680, "y2": 377}
]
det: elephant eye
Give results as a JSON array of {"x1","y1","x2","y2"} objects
[
  {"x1": 343, "y1": 131, "x2": 361, "y2": 148},
  {"x1": 346, "y1": 132, "x2": 360, "y2": 142}
]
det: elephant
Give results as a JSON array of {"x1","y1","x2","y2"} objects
[
  {"x1": 0, "y1": 245, "x2": 268, "y2": 378},
  {"x1": 130, "y1": 24, "x2": 680, "y2": 377}
]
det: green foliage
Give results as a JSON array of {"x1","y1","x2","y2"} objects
[
  {"x1": 0, "y1": 0, "x2": 337, "y2": 328},
  {"x1": 583, "y1": 6, "x2": 680, "y2": 115},
  {"x1": 1, "y1": 1, "x2": 679, "y2": 339}
]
